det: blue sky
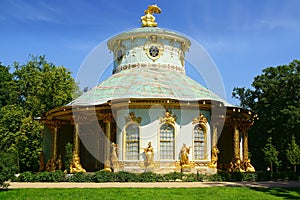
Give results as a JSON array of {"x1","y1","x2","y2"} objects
[{"x1": 1, "y1": 0, "x2": 300, "y2": 105}]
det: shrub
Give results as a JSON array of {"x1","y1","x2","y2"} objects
[
  {"x1": 36, "y1": 171, "x2": 65, "y2": 182},
  {"x1": 115, "y1": 171, "x2": 139, "y2": 182},
  {"x1": 0, "y1": 151, "x2": 19, "y2": 188},
  {"x1": 182, "y1": 173, "x2": 197, "y2": 182},
  {"x1": 64, "y1": 143, "x2": 73, "y2": 173},
  {"x1": 67, "y1": 172, "x2": 93, "y2": 182},
  {"x1": 17, "y1": 171, "x2": 36, "y2": 182},
  {"x1": 139, "y1": 172, "x2": 159, "y2": 182},
  {"x1": 92, "y1": 171, "x2": 117, "y2": 182},
  {"x1": 241, "y1": 172, "x2": 257, "y2": 181},
  {"x1": 207, "y1": 173, "x2": 225, "y2": 181},
  {"x1": 256, "y1": 171, "x2": 272, "y2": 181},
  {"x1": 162, "y1": 172, "x2": 182, "y2": 181}
]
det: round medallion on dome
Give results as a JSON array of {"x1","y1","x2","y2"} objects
[
  {"x1": 144, "y1": 35, "x2": 163, "y2": 61},
  {"x1": 149, "y1": 45, "x2": 159, "y2": 57}
]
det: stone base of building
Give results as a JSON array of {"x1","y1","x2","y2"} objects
[{"x1": 112, "y1": 161, "x2": 217, "y2": 175}]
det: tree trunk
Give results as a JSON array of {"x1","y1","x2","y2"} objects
[{"x1": 294, "y1": 165, "x2": 297, "y2": 173}]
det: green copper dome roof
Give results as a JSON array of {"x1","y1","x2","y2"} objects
[{"x1": 68, "y1": 66, "x2": 230, "y2": 106}]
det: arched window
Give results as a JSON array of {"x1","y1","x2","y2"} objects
[
  {"x1": 125, "y1": 123, "x2": 140, "y2": 160},
  {"x1": 160, "y1": 123, "x2": 175, "y2": 160},
  {"x1": 193, "y1": 124, "x2": 206, "y2": 160}
]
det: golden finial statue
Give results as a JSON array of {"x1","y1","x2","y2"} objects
[{"x1": 140, "y1": 5, "x2": 161, "y2": 27}]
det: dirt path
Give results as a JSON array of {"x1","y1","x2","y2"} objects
[{"x1": 6, "y1": 181, "x2": 300, "y2": 189}]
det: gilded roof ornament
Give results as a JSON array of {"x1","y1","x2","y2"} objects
[
  {"x1": 192, "y1": 113, "x2": 208, "y2": 124},
  {"x1": 140, "y1": 5, "x2": 161, "y2": 27},
  {"x1": 159, "y1": 111, "x2": 176, "y2": 124},
  {"x1": 125, "y1": 112, "x2": 142, "y2": 124}
]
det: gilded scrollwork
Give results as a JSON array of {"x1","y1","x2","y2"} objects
[
  {"x1": 70, "y1": 153, "x2": 86, "y2": 173},
  {"x1": 43, "y1": 119, "x2": 65, "y2": 129},
  {"x1": 125, "y1": 112, "x2": 142, "y2": 124},
  {"x1": 209, "y1": 146, "x2": 220, "y2": 168},
  {"x1": 159, "y1": 111, "x2": 176, "y2": 124},
  {"x1": 192, "y1": 113, "x2": 208, "y2": 124},
  {"x1": 98, "y1": 112, "x2": 114, "y2": 123}
]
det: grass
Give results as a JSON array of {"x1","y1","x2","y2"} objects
[{"x1": 1, "y1": 187, "x2": 300, "y2": 200}]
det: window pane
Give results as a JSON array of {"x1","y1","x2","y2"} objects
[
  {"x1": 194, "y1": 124, "x2": 205, "y2": 160},
  {"x1": 125, "y1": 123, "x2": 139, "y2": 160},
  {"x1": 160, "y1": 124, "x2": 174, "y2": 160}
]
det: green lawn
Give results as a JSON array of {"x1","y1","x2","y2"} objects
[{"x1": 1, "y1": 187, "x2": 300, "y2": 200}]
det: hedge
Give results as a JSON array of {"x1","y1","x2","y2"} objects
[{"x1": 13, "y1": 171, "x2": 299, "y2": 183}]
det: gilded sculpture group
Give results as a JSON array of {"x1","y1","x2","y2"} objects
[{"x1": 107, "y1": 141, "x2": 219, "y2": 171}]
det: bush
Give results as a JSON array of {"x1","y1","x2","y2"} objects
[
  {"x1": 182, "y1": 173, "x2": 197, "y2": 182},
  {"x1": 115, "y1": 171, "x2": 139, "y2": 182},
  {"x1": 35, "y1": 171, "x2": 65, "y2": 182},
  {"x1": 0, "y1": 151, "x2": 19, "y2": 188},
  {"x1": 207, "y1": 173, "x2": 225, "y2": 181},
  {"x1": 139, "y1": 172, "x2": 160, "y2": 182},
  {"x1": 64, "y1": 143, "x2": 73, "y2": 173},
  {"x1": 162, "y1": 172, "x2": 182, "y2": 181},
  {"x1": 240, "y1": 172, "x2": 257, "y2": 181},
  {"x1": 275, "y1": 171, "x2": 299, "y2": 181},
  {"x1": 92, "y1": 171, "x2": 117, "y2": 182},
  {"x1": 67, "y1": 172, "x2": 93, "y2": 182},
  {"x1": 256, "y1": 171, "x2": 272, "y2": 181},
  {"x1": 17, "y1": 171, "x2": 36, "y2": 182}
]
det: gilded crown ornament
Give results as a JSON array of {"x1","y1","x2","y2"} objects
[{"x1": 140, "y1": 5, "x2": 161, "y2": 27}]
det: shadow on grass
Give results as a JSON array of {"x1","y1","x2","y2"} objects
[{"x1": 251, "y1": 187, "x2": 300, "y2": 199}]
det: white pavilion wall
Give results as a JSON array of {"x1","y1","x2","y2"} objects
[{"x1": 116, "y1": 107, "x2": 211, "y2": 162}]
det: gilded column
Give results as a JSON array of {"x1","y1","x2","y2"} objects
[
  {"x1": 209, "y1": 115, "x2": 224, "y2": 168},
  {"x1": 44, "y1": 120, "x2": 62, "y2": 172},
  {"x1": 233, "y1": 125, "x2": 240, "y2": 161},
  {"x1": 70, "y1": 115, "x2": 86, "y2": 173},
  {"x1": 53, "y1": 126, "x2": 58, "y2": 160},
  {"x1": 73, "y1": 123, "x2": 80, "y2": 156},
  {"x1": 242, "y1": 130, "x2": 248, "y2": 162},
  {"x1": 212, "y1": 125, "x2": 218, "y2": 148},
  {"x1": 241, "y1": 122, "x2": 255, "y2": 172},
  {"x1": 99, "y1": 113, "x2": 114, "y2": 172},
  {"x1": 209, "y1": 124, "x2": 220, "y2": 168}
]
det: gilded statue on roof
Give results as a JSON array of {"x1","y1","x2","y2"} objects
[{"x1": 141, "y1": 5, "x2": 161, "y2": 27}]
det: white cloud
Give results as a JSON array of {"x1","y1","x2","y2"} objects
[{"x1": 0, "y1": 0, "x2": 60, "y2": 23}]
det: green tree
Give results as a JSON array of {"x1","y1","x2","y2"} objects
[
  {"x1": 64, "y1": 143, "x2": 73, "y2": 173},
  {"x1": 13, "y1": 55, "x2": 81, "y2": 117},
  {"x1": 286, "y1": 134, "x2": 300, "y2": 172},
  {"x1": 0, "y1": 151, "x2": 19, "y2": 188},
  {"x1": 262, "y1": 137, "x2": 280, "y2": 172},
  {"x1": 233, "y1": 60, "x2": 300, "y2": 170},
  {"x1": 0, "y1": 63, "x2": 13, "y2": 108},
  {"x1": 0, "y1": 55, "x2": 81, "y2": 172}
]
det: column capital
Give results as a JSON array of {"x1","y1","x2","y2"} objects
[
  {"x1": 71, "y1": 114, "x2": 88, "y2": 125},
  {"x1": 43, "y1": 120, "x2": 65, "y2": 129},
  {"x1": 227, "y1": 117, "x2": 253, "y2": 131},
  {"x1": 98, "y1": 112, "x2": 114, "y2": 123}
]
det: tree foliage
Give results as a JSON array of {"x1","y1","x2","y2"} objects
[
  {"x1": 262, "y1": 137, "x2": 280, "y2": 172},
  {"x1": 0, "y1": 55, "x2": 81, "y2": 172},
  {"x1": 286, "y1": 135, "x2": 300, "y2": 172},
  {"x1": 0, "y1": 151, "x2": 19, "y2": 188},
  {"x1": 233, "y1": 60, "x2": 300, "y2": 171}
]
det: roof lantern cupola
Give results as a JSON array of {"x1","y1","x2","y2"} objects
[{"x1": 107, "y1": 5, "x2": 191, "y2": 74}]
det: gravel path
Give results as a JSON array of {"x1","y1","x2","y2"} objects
[{"x1": 6, "y1": 181, "x2": 300, "y2": 189}]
